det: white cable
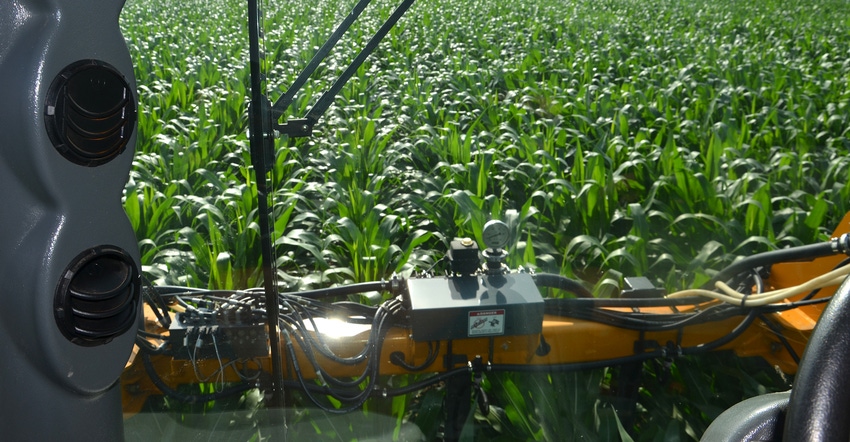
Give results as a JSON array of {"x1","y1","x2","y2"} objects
[
  {"x1": 211, "y1": 331, "x2": 226, "y2": 390},
  {"x1": 667, "y1": 264, "x2": 850, "y2": 307}
]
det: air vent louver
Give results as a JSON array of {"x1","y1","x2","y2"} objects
[
  {"x1": 44, "y1": 59, "x2": 136, "y2": 167},
  {"x1": 54, "y1": 246, "x2": 139, "y2": 346}
]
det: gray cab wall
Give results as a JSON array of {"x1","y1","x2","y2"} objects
[{"x1": 0, "y1": 1, "x2": 140, "y2": 440}]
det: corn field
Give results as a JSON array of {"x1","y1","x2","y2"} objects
[{"x1": 120, "y1": 0, "x2": 850, "y2": 439}]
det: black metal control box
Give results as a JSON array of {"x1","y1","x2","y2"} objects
[{"x1": 406, "y1": 273, "x2": 544, "y2": 341}]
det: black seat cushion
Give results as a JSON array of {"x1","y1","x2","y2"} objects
[{"x1": 700, "y1": 391, "x2": 790, "y2": 442}]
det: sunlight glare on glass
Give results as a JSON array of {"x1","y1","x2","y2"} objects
[{"x1": 308, "y1": 317, "x2": 372, "y2": 339}]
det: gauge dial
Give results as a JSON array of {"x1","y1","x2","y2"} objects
[{"x1": 482, "y1": 220, "x2": 510, "y2": 250}]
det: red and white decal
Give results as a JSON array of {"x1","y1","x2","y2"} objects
[{"x1": 468, "y1": 309, "x2": 505, "y2": 336}]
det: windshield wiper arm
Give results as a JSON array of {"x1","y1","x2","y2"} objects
[
  {"x1": 271, "y1": 0, "x2": 373, "y2": 120},
  {"x1": 274, "y1": 0, "x2": 417, "y2": 137}
]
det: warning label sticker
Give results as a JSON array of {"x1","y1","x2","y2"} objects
[{"x1": 468, "y1": 309, "x2": 505, "y2": 336}]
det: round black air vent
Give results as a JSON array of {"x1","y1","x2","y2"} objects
[
  {"x1": 44, "y1": 59, "x2": 137, "y2": 167},
  {"x1": 54, "y1": 246, "x2": 140, "y2": 346}
]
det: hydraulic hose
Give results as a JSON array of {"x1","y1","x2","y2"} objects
[
  {"x1": 141, "y1": 353, "x2": 254, "y2": 404},
  {"x1": 701, "y1": 234, "x2": 850, "y2": 290},
  {"x1": 281, "y1": 280, "x2": 396, "y2": 300},
  {"x1": 533, "y1": 273, "x2": 594, "y2": 298}
]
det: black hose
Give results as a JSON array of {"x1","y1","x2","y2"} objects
[
  {"x1": 759, "y1": 314, "x2": 801, "y2": 364},
  {"x1": 545, "y1": 296, "x2": 705, "y2": 309},
  {"x1": 493, "y1": 351, "x2": 664, "y2": 373},
  {"x1": 493, "y1": 311, "x2": 758, "y2": 374},
  {"x1": 681, "y1": 310, "x2": 757, "y2": 355},
  {"x1": 702, "y1": 237, "x2": 850, "y2": 290},
  {"x1": 279, "y1": 367, "x2": 468, "y2": 398},
  {"x1": 533, "y1": 273, "x2": 593, "y2": 298},
  {"x1": 280, "y1": 281, "x2": 393, "y2": 300},
  {"x1": 282, "y1": 299, "x2": 402, "y2": 413},
  {"x1": 135, "y1": 335, "x2": 168, "y2": 355},
  {"x1": 547, "y1": 302, "x2": 745, "y2": 332},
  {"x1": 378, "y1": 368, "x2": 468, "y2": 396},
  {"x1": 141, "y1": 353, "x2": 254, "y2": 404},
  {"x1": 142, "y1": 278, "x2": 172, "y2": 328},
  {"x1": 281, "y1": 298, "x2": 372, "y2": 366},
  {"x1": 390, "y1": 341, "x2": 441, "y2": 371}
]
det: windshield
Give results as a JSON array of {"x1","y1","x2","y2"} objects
[{"x1": 114, "y1": 0, "x2": 850, "y2": 440}]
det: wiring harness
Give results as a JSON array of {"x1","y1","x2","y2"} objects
[{"x1": 133, "y1": 236, "x2": 850, "y2": 413}]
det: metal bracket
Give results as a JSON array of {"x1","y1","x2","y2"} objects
[{"x1": 275, "y1": 118, "x2": 313, "y2": 138}]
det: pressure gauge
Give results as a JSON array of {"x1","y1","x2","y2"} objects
[{"x1": 482, "y1": 220, "x2": 510, "y2": 250}]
